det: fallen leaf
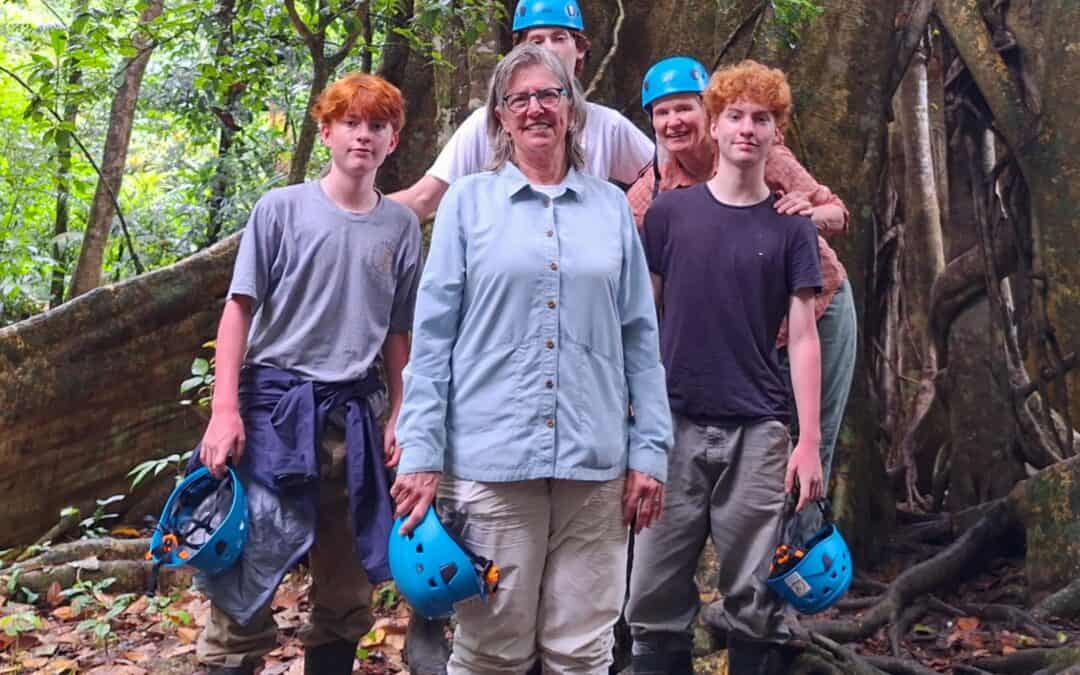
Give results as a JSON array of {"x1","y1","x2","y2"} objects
[
  {"x1": 384, "y1": 633, "x2": 405, "y2": 651},
  {"x1": 957, "y1": 616, "x2": 980, "y2": 631},
  {"x1": 17, "y1": 656, "x2": 49, "y2": 669},
  {"x1": 123, "y1": 595, "x2": 149, "y2": 616},
  {"x1": 41, "y1": 658, "x2": 78, "y2": 673},
  {"x1": 373, "y1": 617, "x2": 408, "y2": 635},
  {"x1": 912, "y1": 623, "x2": 935, "y2": 636},
  {"x1": 161, "y1": 642, "x2": 196, "y2": 659},
  {"x1": 360, "y1": 628, "x2": 386, "y2": 648},
  {"x1": 1002, "y1": 644, "x2": 1017, "y2": 655},
  {"x1": 31, "y1": 643, "x2": 59, "y2": 656},
  {"x1": 110, "y1": 526, "x2": 142, "y2": 538},
  {"x1": 85, "y1": 665, "x2": 147, "y2": 675},
  {"x1": 46, "y1": 582, "x2": 63, "y2": 608},
  {"x1": 177, "y1": 626, "x2": 200, "y2": 644},
  {"x1": 50, "y1": 606, "x2": 80, "y2": 621}
]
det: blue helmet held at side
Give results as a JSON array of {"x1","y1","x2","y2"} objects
[
  {"x1": 766, "y1": 499, "x2": 853, "y2": 614},
  {"x1": 388, "y1": 506, "x2": 500, "y2": 620},
  {"x1": 512, "y1": 0, "x2": 585, "y2": 33},
  {"x1": 148, "y1": 466, "x2": 248, "y2": 577},
  {"x1": 641, "y1": 56, "x2": 710, "y2": 111}
]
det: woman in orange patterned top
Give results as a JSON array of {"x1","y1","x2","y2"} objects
[{"x1": 631, "y1": 56, "x2": 856, "y2": 542}]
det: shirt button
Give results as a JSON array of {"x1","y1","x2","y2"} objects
[
  {"x1": 546, "y1": 230, "x2": 554, "y2": 237},
  {"x1": 547, "y1": 300, "x2": 556, "y2": 309},
  {"x1": 546, "y1": 418, "x2": 555, "y2": 428},
  {"x1": 545, "y1": 340, "x2": 555, "y2": 349},
  {"x1": 550, "y1": 262, "x2": 558, "y2": 271},
  {"x1": 545, "y1": 379, "x2": 554, "y2": 388}
]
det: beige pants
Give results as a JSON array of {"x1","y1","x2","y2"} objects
[
  {"x1": 439, "y1": 476, "x2": 628, "y2": 675},
  {"x1": 197, "y1": 426, "x2": 375, "y2": 668}
]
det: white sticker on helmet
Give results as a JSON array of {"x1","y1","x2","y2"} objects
[{"x1": 784, "y1": 571, "x2": 812, "y2": 597}]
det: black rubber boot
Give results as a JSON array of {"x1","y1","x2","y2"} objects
[
  {"x1": 727, "y1": 638, "x2": 791, "y2": 675},
  {"x1": 206, "y1": 666, "x2": 256, "y2": 675},
  {"x1": 304, "y1": 639, "x2": 358, "y2": 675},
  {"x1": 631, "y1": 651, "x2": 694, "y2": 675},
  {"x1": 405, "y1": 615, "x2": 451, "y2": 675}
]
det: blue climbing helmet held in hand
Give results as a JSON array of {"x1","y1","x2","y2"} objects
[
  {"x1": 148, "y1": 466, "x2": 248, "y2": 577},
  {"x1": 512, "y1": 0, "x2": 585, "y2": 33},
  {"x1": 766, "y1": 498, "x2": 853, "y2": 614},
  {"x1": 641, "y1": 55, "x2": 710, "y2": 112},
  {"x1": 388, "y1": 506, "x2": 500, "y2": 619}
]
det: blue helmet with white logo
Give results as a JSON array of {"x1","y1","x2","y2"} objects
[
  {"x1": 766, "y1": 499, "x2": 853, "y2": 614},
  {"x1": 512, "y1": 0, "x2": 585, "y2": 33},
  {"x1": 641, "y1": 56, "x2": 710, "y2": 112},
  {"x1": 148, "y1": 466, "x2": 247, "y2": 576},
  {"x1": 388, "y1": 506, "x2": 500, "y2": 619}
]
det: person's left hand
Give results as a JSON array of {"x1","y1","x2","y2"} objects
[
  {"x1": 785, "y1": 440, "x2": 823, "y2": 512},
  {"x1": 383, "y1": 413, "x2": 401, "y2": 468},
  {"x1": 773, "y1": 190, "x2": 814, "y2": 217},
  {"x1": 623, "y1": 470, "x2": 665, "y2": 534}
]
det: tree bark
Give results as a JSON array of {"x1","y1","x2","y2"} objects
[
  {"x1": 68, "y1": 0, "x2": 164, "y2": 299},
  {"x1": 50, "y1": 44, "x2": 83, "y2": 308},
  {"x1": 0, "y1": 236, "x2": 236, "y2": 547},
  {"x1": 204, "y1": 0, "x2": 242, "y2": 248}
]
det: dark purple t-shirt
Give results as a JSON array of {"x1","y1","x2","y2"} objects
[{"x1": 643, "y1": 183, "x2": 822, "y2": 425}]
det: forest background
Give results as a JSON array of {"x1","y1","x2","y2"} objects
[{"x1": 1, "y1": 0, "x2": 1080, "y2": 673}]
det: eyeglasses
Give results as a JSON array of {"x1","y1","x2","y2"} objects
[{"x1": 501, "y1": 87, "x2": 567, "y2": 113}]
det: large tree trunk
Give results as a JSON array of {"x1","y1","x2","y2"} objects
[
  {"x1": 68, "y1": 0, "x2": 164, "y2": 299},
  {"x1": 937, "y1": 0, "x2": 1080, "y2": 435},
  {"x1": 0, "y1": 237, "x2": 235, "y2": 547}
]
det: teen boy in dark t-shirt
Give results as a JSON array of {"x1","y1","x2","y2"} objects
[{"x1": 626, "y1": 61, "x2": 823, "y2": 675}]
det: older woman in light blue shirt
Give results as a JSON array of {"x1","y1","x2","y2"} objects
[{"x1": 391, "y1": 43, "x2": 672, "y2": 674}]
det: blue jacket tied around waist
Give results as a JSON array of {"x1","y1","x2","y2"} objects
[{"x1": 190, "y1": 364, "x2": 392, "y2": 625}]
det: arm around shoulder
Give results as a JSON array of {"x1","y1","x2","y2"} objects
[{"x1": 388, "y1": 174, "x2": 449, "y2": 222}]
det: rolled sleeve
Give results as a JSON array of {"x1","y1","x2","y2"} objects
[
  {"x1": 617, "y1": 199, "x2": 673, "y2": 482},
  {"x1": 396, "y1": 188, "x2": 467, "y2": 475}
]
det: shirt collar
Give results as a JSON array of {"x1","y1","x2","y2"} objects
[{"x1": 497, "y1": 161, "x2": 585, "y2": 201}]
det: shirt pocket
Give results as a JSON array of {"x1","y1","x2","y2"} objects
[
  {"x1": 562, "y1": 337, "x2": 627, "y2": 471},
  {"x1": 447, "y1": 342, "x2": 526, "y2": 436}
]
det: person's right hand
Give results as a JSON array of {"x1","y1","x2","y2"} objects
[
  {"x1": 390, "y1": 471, "x2": 442, "y2": 536},
  {"x1": 199, "y1": 409, "x2": 245, "y2": 479}
]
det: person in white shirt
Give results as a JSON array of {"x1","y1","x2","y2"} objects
[{"x1": 389, "y1": 0, "x2": 653, "y2": 221}]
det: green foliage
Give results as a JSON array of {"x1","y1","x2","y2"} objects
[
  {"x1": 372, "y1": 581, "x2": 400, "y2": 612},
  {"x1": 78, "y1": 494, "x2": 125, "y2": 538},
  {"x1": 0, "y1": 611, "x2": 44, "y2": 645},
  {"x1": 0, "y1": 0, "x2": 512, "y2": 328},
  {"x1": 771, "y1": 0, "x2": 823, "y2": 48},
  {"x1": 65, "y1": 576, "x2": 135, "y2": 651},
  {"x1": 128, "y1": 449, "x2": 194, "y2": 489},
  {"x1": 179, "y1": 339, "x2": 216, "y2": 408}
]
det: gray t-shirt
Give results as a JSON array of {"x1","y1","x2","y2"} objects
[{"x1": 229, "y1": 180, "x2": 421, "y2": 383}]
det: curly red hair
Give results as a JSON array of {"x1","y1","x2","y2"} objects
[
  {"x1": 311, "y1": 72, "x2": 406, "y2": 131},
  {"x1": 703, "y1": 60, "x2": 792, "y2": 131}
]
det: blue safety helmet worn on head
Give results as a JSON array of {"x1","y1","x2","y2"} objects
[
  {"x1": 641, "y1": 56, "x2": 709, "y2": 112},
  {"x1": 148, "y1": 466, "x2": 248, "y2": 577},
  {"x1": 512, "y1": 0, "x2": 585, "y2": 33},
  {"x1": 388, "y1": 506, "x2": 500, "y2": 619},
  {"x1": 766, "y1": 499, "x2": 853, "y2": 614}
]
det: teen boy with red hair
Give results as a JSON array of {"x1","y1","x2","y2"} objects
[
  {"x1": 193, "y1": 71, "x2": 421, "y2": 675},
  {"x1": 626, "y1": 61, "x2": 824, "y2": 675}
]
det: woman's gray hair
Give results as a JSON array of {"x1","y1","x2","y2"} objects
[{"x1": 485, "y1": 43, "x2": 587, "y2": 172}]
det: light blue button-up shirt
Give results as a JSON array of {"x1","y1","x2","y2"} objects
[{"x1": 397, "y1": 162, "x2": 673, "y2": 483}]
